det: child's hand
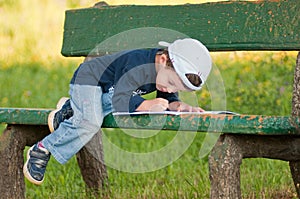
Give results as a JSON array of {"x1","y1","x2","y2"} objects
[
  {"x1": 136, "y1": 98, "x2": 169, "y2": 112},
  {"x1": 168, "y1": 101, "x2": 204, "y2": 112}
]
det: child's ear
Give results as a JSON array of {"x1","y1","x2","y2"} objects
[{"x1": 159, "y1": 54, "x2": 168, "y2": 66}]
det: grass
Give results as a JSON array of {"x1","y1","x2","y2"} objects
[
  {"x1": 0, "y1": 0, "x2": 299, "y2": 198},
  {"x1": 0, "y1": 51, "x2": 298, "y2": 198}
]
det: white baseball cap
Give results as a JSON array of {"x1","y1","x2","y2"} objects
[{"x1": 158, "y1": 38, "x2": 212, "y2": 90}]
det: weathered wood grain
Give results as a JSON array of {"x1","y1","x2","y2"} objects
[{"x1": 62, "y1": 0, "x2": 300, "y2": 56}]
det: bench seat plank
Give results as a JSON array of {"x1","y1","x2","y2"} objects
[
  {"x1": 0, "y1": 108, "x2": 50, "y2": 125},
  {"x1": 103, "y1": 114, "x2": 300, "y2": 135},
  {"x1": 62, "y1": 0, "x2": 300, "y2": 56},
  {"x1": 1, "y1": 108, "x2": 299, "y2": 135}
]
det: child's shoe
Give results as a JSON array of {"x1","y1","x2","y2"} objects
[
  {"x1": 23, "y1": 143, "x2": 50, "y2": 185},
  {"x1": 48, "y1": 97, "x2": 73, "y2": 133}
]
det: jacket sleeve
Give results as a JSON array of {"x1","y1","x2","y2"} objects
[
  {"x1": 129, "y1": 95, "x2": 145, "y2": 112},
  {"x1": 112, "y1": 65, "x2": 150, "y2": 112}
]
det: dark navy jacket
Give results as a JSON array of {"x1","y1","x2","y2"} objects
[{"x1": 71, "y1": 48, "x2": 179, "y2": 112}]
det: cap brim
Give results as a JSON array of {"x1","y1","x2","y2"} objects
[{"x1": 158, "y1": 41, "x2": 171, "y2": 47}]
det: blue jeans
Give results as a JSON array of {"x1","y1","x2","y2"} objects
[{"x1": 42, "y1": 84, "x2": 113, "y2": 164}]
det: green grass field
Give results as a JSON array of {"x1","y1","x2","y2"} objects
[{"x1": 0, "y1": 0, "x2": 299, "y2": 198}]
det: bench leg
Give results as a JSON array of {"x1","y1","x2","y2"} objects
[
  {"x1": 209, "y1": 134, "x2": 243, "y2": 199},
  {"x1": 209, "y1": 134, "x2": 300, "y2": 198},
  {"x1": 0, "y1": 124, "x2": 49, "y2": 199},
  {"x1": 0, "y1": 125, "x2": 26, "y2": 198},
  {"x1": 76, "y1": 129, "x2": 108, "y2": 196},
  {"x1": 0, "y1": 123, "x2": 109, "y2": 197},
  {"x1": 290, "y1": 161, "x2": 300, "y2": 198},
  {"x1": 291, "y1": 52, "x2": 300, "y2": 198}
]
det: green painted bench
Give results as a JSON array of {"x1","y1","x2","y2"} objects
[{"x1": 0, "y1": 0, "x2": 300, "y2": 198}]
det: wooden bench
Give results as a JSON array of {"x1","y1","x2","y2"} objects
[{"x1": 0, "y1": 0, "x2": 299, "y2": 198}]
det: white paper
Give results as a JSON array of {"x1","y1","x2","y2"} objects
[{"x1": 112, "y1": 110, "x2": 238, "y2": 116}]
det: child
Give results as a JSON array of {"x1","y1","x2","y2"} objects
[{"x1": 23, "y1": 38, "x2": 212, "y2": 185}]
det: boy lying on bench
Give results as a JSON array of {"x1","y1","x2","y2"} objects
[{"x1": 23, "y1": 38, "x2": 212, "y2": 185}]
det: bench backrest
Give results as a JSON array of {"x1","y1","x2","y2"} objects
[{"x1": 62, "y1": 0, "x2": 300, "y2": 57}]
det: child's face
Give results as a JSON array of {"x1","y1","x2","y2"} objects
[{"x1": 156, "y1": 66, "x2": 190, "y2": 93}]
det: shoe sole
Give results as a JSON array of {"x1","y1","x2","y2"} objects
[
  {"x1": 48, "y1": 97, "x2": 69, "y2": 133},
  {"x1": 23, "y1": 145, "x2": 44, "y2": 185}
]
